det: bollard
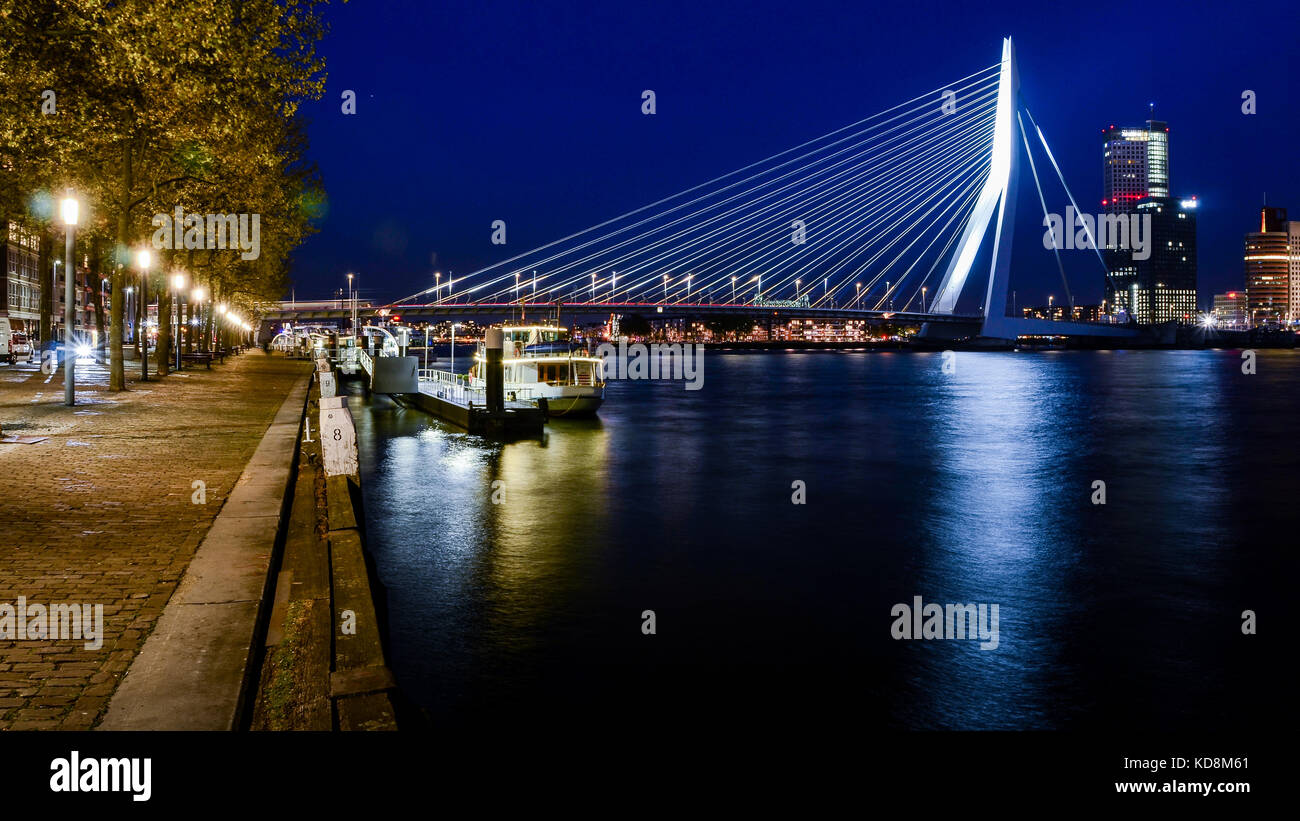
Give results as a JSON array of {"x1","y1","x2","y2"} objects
[
  {"x1": 319, "y1": 395, "x2": 358, "y2": 477},
  {"x1": 485, "y1": 327, "x2": 504, "y2": 413}
]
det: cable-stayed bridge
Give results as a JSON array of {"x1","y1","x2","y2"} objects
[{"x1": 273, "y1": 39, "x2": 1144, "y2": 342}]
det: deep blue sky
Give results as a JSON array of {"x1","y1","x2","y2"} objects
[{"x1": 290, "y1": 0, "x2": 1298, "y2": 309}]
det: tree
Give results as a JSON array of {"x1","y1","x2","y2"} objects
[{"x1": 0, "y1": 0, "x2": 331, "y2": 388}]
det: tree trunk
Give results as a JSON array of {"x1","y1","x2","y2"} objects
[
  {"x1": 156, "y1": 287, "x2": 171, "y2": 376},
  {"x1": 202, "y1": 297, "x2": 212, "y2": 351},
  {"x1": 89, "y1": 237, "x2": 105, "y2": 354},
  {"x1": 109, "y1": 141, "x2": 133, "y2": 391}
]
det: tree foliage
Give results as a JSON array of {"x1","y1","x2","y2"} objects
[{"x1": 0, "y1": 0, "x2": 333, "y2": 386}]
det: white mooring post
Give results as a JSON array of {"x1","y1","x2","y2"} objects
[
  {"x1": 319, "y1": 395, "x2": 358, "y2": 477},
  {"x1": 319, "y1": 370, "x2": 337, "y2": 398}
]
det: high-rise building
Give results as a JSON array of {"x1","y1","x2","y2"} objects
[
  {"x1": 1291, "y1": 221, "x2": 1300, "y2": 322},
  {"x1": 1137, "y1": 197, "x2": 1197, "y2": 324},
  {"x1": 1100, "y1": 119, "x2": 1197, "y2": 323},
  {"x1": 1244, "y1": 206, "x2": 1296, "y2": 325},
  {"x1": 1102, "y1": 120, "x2": 1169, "y2": 212}
]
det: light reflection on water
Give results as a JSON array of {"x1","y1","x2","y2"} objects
[{"x1": 349, "y1": 349, "x2": 1294, "y2": 730}]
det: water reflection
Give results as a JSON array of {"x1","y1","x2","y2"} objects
[{"x1": 349, "y1": 350, "x2": 1295, "y2": 731}]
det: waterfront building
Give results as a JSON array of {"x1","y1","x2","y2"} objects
[
  {"x1": 1100, "y1": 119, "x2": 1198, "y2": 323},
  {"x1": 1022, "y1": 304, "x2": 1066, "y2": 321},
  {"x1": 1211, "y1": 291, "x2": 1248, "y2": 327},
  {"x1": 1244, "y1": 206, "x2": 1295, "y2": 325}
]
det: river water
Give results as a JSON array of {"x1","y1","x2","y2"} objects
[{"x1": 346, "y1": 348, "x2": 1294, "y2": 730}]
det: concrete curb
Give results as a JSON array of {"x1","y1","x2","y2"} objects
[{"x1": 98, "y1": 369, "x2": 312, "y2": 730}]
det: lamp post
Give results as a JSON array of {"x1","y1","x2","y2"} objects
[
  {"x1": 172, "y1": 273, "x2": 186, "y2": 371},
  {"x1": 124, "y1": 286, "x2": 135, "y2": 342},
  {"x1": 136, "y1": 249, "x2": 151, "y2": 381},
  {"x1": 60, "y1": 194, "x2": 78, "y2": 405},
  {"x1": 731, "y1": 276, "x2": 737, "y2": 303},
  {"x1": 435, "y1": 271, "x2": 441, "y2": 303},
  {"x1": 922, "y1": 286, "x2": 928, "y2": 313},
  {"x1": 855, "y1": 282, "x2": 861, "y2": 308},
  {"x1": 450, "y1": 322, "x2": 460, "y2": 375},
  {"x1": 347, "y1": 272, "x2": 354, "y2": 332}
]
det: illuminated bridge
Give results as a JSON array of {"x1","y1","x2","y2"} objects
[{"x1": 268, "y1": 39, "x2": 1144, "y2": 343}]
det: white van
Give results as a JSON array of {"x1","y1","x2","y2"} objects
[{"x1": 1, "y1": 317, "x2": 34, "y2": 364}]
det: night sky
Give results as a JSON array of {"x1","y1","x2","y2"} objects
[{"x1": 289, "y1": 0, "x2": 1299, "y2": 309}]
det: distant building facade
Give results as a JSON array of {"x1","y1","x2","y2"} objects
[
  {"x1": 2, "y1": 220, "x2": 42, "y2": 336},
  {"x1": 1212, "y1": 292, "x2": 1248, "y2": 327}
]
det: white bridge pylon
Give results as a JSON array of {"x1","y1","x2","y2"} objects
[{"x1": 926, "y1": 37, "x2": 1019, "y2": 333}]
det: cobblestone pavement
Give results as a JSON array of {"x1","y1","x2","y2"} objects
[{"x1": 0, "y1": 350, "x2": 310, "y2": 729}]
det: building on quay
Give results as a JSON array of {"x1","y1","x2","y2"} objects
[
  {"x1": 1244, "y1": 206, "x2": 1299, "y2": 325},
  {"x1": 1211, "y1": 291, "x2": 1248, "y2": 328},
  {"x1": 1100, "y1": 119, "x2": 1198, "y2": 324}
]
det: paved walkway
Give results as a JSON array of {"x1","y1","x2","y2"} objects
[{"x1": 0, "y1": 350, "x2": 310, "y2": 729}]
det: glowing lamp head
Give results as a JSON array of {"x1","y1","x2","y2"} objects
[
  {"x1": 217, "y1": 304, "x2": 227, "y2": 315},
  {"x1": 136, "y1": 249, "x2": 151, "y2": 270},
  {"x1": 191, "y1": 287, "x2": 205, "y2": 302},
  {"x1": 172, "y1": 274, "x2": 186, "y2": 290},
  {"x1": 60, "y1": 196, "x2": 79, "y2": 226}
]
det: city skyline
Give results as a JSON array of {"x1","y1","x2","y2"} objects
[{"x1": 287, "y1": 0, "x2": 1298, "y2": 309}]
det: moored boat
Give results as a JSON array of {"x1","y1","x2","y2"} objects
[{"x1": 470, "y1": 324, "x2": 605, "y2": 416}]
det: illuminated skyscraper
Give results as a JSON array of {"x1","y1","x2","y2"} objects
[
  {"x1": 1100, "y1": 119, "x2": 1196, "y2": 323},
  {"x1": 1102, "y1": 120, "x2": 1169, "y2": 213}
]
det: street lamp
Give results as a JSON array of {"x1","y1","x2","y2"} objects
[
  {"x1": 434, "y1": 271, "x2": 441, "y2": 302},
  {"x1": 450, "y1": 322, "x2": 461, "y2": 375},
  {"x1": 347, "y1": 272, "x2": 354, "y2": 331},
  {"x1": 60, "y1": 194, "x2": 79, "y2": 405},
  {"x1": 136, "y1": 249, "x2": 151, "y2": 381},
  {"x1": 731, "y1": 276, "x2": 737, "y2": 303},
  {"x1": 922, "y1": 286, "x2": 928, "y2": 313},
  {"x1": 663, "y1": 274, "x2": 669, "y2": 301},
  {"x1": 855, "y1": 282, "x2": 861, "y2": 308}
]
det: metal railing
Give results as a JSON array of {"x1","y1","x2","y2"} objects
[{"x1": 417, "y1": 368, "x2": 536, "y2": 406}]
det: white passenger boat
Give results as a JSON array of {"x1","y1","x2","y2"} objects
[{"x1": 469, "y1": 324, "x2": 605, "y2": 416}]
